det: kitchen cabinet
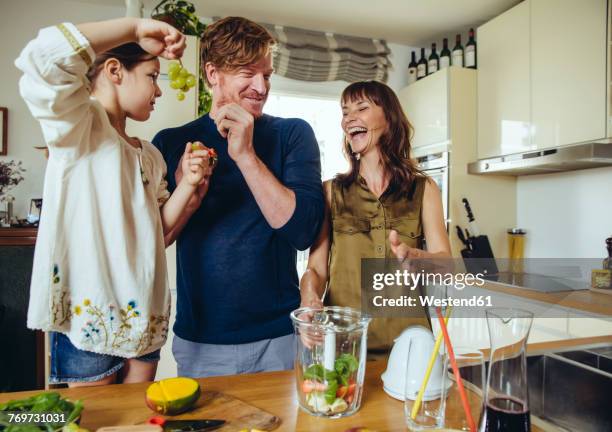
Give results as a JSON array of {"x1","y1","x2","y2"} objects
[
  {"x1": 477, "y1": 0, "x2": 531, "y2": 159},
  {"x1": 477, "y1": 0, "x2": 609, "y2": 160},
  {"x1": 0, "y1": 228, "x2": 45, "y2": 392},
  {"x1": 398, "y1": 67, "x2": 517, "y2": 258},
  {"x1": 531, "y1": 0, "x2": 607, "y2": 150},
  {"x1": 398, "y1": 70, "x2": 449, "y2": 148},
  {"x1": 568, "y1": 315, "x2": 612, "y2": 338}
]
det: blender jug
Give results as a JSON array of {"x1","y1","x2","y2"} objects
[{"x1": 290, "y1": 306, "x2": 371, "y2": 418}]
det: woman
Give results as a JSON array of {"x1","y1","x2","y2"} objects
[{"x1": 300, "y1": 80, "x2": 451, "y2": 351}]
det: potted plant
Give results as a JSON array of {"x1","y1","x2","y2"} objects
[{"x1": 151, "y1": 0, "x2": 205, "y2": 37}]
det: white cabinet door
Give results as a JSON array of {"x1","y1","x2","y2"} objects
[
  {"x1": 398, "y1": 70, "x2": 449, "y2": 148},
  {"x1": 127, "y1": 35, "x2": 199, "y2": 141},
  {"x1": 477, "y1": 1, "x2": 532, "y2": 159},
  {"x1": 531, "y1": 0, "x2": 607, "y2": 150}
]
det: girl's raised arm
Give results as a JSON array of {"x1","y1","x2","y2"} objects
[{"x1": 15, "y1": 19, "x2": 184, "y2": 158}]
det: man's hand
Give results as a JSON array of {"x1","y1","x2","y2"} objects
[
  {"x1": 135, "y1": 18, "x2": 186, "y2": 59},
  {"x1": 213, "y1": 103, "x2": 255, "y2": 164}
]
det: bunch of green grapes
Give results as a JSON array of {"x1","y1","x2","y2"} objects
[{"x1": 167, "y1": 61, "x2": 197, "y2": 101}]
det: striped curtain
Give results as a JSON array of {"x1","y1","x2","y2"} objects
[{"x1": 261, "y1": 23, "x2": 391, "y2": 83}]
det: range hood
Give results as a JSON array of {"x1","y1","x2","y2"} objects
[{"x1": 468, "y1": 141, "x2": 612, "y2": 175}]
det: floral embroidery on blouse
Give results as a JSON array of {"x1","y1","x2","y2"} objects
[
  {"x1": 49, "y1": 265, "x2": 169, "y2": 355},
  {"x1": 50, "y1": 264, "x2": 71, "y2": 327},
  {"x1": 76, "y1": 298, "x2": 169, "y2": 353}
]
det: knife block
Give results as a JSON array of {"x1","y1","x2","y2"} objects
[{"x1": 461, "y1": 235, "x2": 498, "y2": 275}]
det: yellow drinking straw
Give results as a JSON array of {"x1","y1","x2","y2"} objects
[{"x1": 410, "y1": 305, "x2": 453, "y2": 420}]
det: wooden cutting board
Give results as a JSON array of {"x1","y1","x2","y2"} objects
[
  {"x1": 71, "y1": 388, "x2": 280, "y2": 432},
  {"x1": 141, "y1": 391, "x2": 281, "y2": 432}
]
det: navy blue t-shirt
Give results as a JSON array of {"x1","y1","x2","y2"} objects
[{"x1": 152, "y1": 114, "x2": 324, "y2": 344}]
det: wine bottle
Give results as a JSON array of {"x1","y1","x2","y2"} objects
[
  {"x1": 439, "y1": 38, "x2": 451, "y2": 69},
  {"x1": 428, "y1": 43, "x2": 439, "y2": 75},
  {"x1": 417, "y1": 47, "x2": 427, "y2": 80},
  {"x1": 452, "y1": 34, "x2": 464, "y2": 67},
  {"x1": 465, "y1": 28, "x2": 477, "y2": 69},
  {"x1": 407, "y1": 51, "x2": 418, "y2": 84}
]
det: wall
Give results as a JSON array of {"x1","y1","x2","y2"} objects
[{"x1": 517, "y1": 166, "x2": 612, "y2": 258}]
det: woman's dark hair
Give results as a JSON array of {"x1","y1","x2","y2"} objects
[
  {"x1": 335, "y1": 80, "x2": 424, "y2": 198},
  {"x1": 86, "y1": 43, "x2": 156, "y2": 84}
]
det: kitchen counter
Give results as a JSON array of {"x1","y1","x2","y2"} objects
[
  {"x1": 481, "y1": 280, "x2": 612, "y2": 316},
  {"x1": 1, "y1": 335, "x2": 610, "y2": 432}
]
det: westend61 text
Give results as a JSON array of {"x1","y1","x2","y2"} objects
[{"x1": 372, "y1": 295, "x2": 493, "y2": 308}]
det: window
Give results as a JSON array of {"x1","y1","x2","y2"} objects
[
  {"x1": 264, "y1": 93, "x2": 348, "y2": 181},
  {"x1": 264, "y1": 92, "x2": 348, "y2": 279}
]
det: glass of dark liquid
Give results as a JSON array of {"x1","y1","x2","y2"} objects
[{"x1": 480, "y1": 308, "x2": 534, "y2": 432}]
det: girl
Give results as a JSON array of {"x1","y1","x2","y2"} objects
[
  {"x1": 16, "y1": 18, "x2": 214, "y2": 386},
  {"x1": 300, "y1": 81, "x2": 451, "y2": 352}
]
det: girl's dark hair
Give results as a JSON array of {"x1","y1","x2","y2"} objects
[
  {"x1": 86, "y1": 43, "x2": 156, "y2": 84},
  {"x1": 335, "y1": 80, "x2": 424, "y2": 199}
]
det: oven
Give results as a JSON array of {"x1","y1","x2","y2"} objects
[{"x1": 417, "y1": 152, "x2": 449, "y2": 229}]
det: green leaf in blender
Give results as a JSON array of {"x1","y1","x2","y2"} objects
[{"x1": 324, "y1": 380, "x2": 339, "y2": 404}]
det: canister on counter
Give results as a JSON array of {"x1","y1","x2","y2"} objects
[{"x1": 507, "y1": 228, "x2": 526, "y2": 273}]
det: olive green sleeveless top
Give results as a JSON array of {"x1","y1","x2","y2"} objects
[{"x1": 327, "y1": 175, "x2": 430, "y2": 351}]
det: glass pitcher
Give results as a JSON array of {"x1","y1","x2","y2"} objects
[
  {"x1": 290, "y1": 306, "x2": 371, "y2": 418},
  {"x1": 480, "y1": 308, "x2": 533, "y2": 432}
]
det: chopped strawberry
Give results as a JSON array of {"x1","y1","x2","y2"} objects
[{"x1": 302, "y1": 379, "x2": 327, "y2": 393}]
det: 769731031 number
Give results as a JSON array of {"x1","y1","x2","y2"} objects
[{"x1": 3, "y1": 412, "x2": 67, "y2": 425}]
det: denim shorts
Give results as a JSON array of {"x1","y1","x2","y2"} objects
[{"x1": 49, "y1": 332, "x2": 160, "y2": 383}]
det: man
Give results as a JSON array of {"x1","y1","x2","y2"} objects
[{"x1": 152, "y1": 16, "x2": 324, "y2": 377}]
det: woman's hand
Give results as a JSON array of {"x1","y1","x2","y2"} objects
[
  {"x1": 135, "y1": 18, "x2": 186, "y2": 59},
  {"x1": 389, "y1": 229, "x2": 426, "y2": 261},
  {"x1": 389, "y1": 229, "x2": 454, "y2": 274},
  {"x1": 300, "y1": 287, "x2": 324, "y2": 310}
]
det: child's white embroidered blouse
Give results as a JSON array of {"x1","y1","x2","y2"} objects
[{"x1": 16, "y1": 23, "x2": 171, "y2": 357}]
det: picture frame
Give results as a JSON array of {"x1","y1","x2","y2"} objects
[{"x1": 0, "y1": 107, "x2": 7, "y2": 156}]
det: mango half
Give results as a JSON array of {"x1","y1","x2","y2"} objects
[{"x1": 145, "y1": 377, "x2": 201, "y2": 415}]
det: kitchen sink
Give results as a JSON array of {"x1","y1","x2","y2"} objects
[
  {"x1": 461, "y1": 344, "x2": 612, "y2": 431},
  {"x1": 527, "y1": 345, "x2": 612, "y2": 432}
]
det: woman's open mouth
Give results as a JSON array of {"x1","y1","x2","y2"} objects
[{"x1": 347, "y1": 126, "x2": 368, "y2": 141}]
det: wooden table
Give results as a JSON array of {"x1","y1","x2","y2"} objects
[{"x1": 2, "y1": 336, "x2": 610, "y2": 431}]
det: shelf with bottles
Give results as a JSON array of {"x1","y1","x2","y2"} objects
[{"x1": 407, "y1": 28, "x2": 477, "y2": 86}]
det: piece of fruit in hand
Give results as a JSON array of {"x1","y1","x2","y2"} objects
[{"x1": 191, "y1": 143, "x2": 218, "y2": 167}]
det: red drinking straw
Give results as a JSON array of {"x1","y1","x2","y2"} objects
[{"x1": 435, "y1": 307, "x2": 476, "y2": 432}]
